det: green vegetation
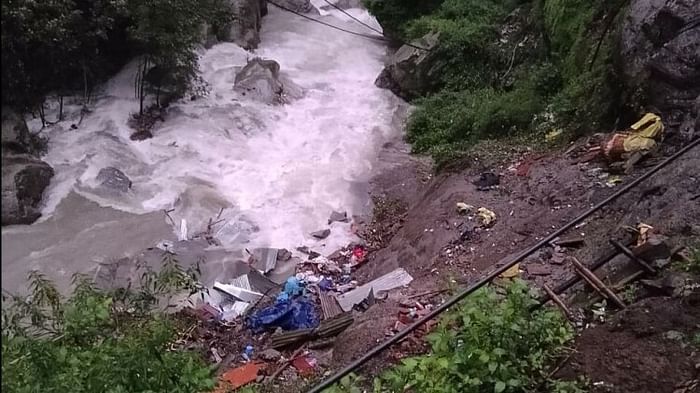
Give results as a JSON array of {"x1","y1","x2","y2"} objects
[
  {"x1": 367, "y1": 0, "x2": 629, "y2": 165},
  {"x1": 1, "y1": 0, "x2": 231, "y2": 123},
  {"x1": 378, "y1": 280, "x2": 580, "y2": 392},
  {"x1": 2, "y1": 254, "x2": 214, "y2": 393},
  {"x1": 673, "y1": 245, "x2": 700, "y2": 274}
]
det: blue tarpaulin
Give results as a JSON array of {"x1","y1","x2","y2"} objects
[{"x1": 246, "y1": 297, "x2": 320, "y2": 333}]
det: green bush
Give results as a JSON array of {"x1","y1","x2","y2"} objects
[
  {"x1": 2, "y1": 255, "x2": 215, "y2": 393},
  {"x1": 379, "y1": 280, "x2": 577, "y2": 393}
]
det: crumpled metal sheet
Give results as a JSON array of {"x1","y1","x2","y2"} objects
[{"x1": 335, "y1": 268, "x2": 413, "y2": 312}]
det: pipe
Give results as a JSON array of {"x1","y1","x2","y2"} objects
[{"x1": 307, "y1": 139, "x2": 698, "y2": 393}]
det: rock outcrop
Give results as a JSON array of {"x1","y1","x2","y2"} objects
[
  {"x1": 619, "y1": 0, "x2": 699, "y2": 123},
  {"x1": 2, "y1": 155, "x2": 54, "y2": 225},
  {"x1": 1, "y1": 107, "x2": 54, "y2": 226},
  {"x1": 97, "y1": 167, "x2": 132, "y2": 193},
  {"x1": 1, "y1": 107, "x2": 44, "y2": 155},
  {"x1": 275, "y1": 0, "x2": 319, "y2": 14},
  {"x1": 220, "y1": 0, "x2": 267, "y2": 50},
  {"x1": 234, "y1": 58, "x2": 304, "y2": 104},
  {"x1": 374, "y1": 32, "x2": 440, "y2": 100}
]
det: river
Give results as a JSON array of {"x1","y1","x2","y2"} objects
[{"x1": 1, "y1": 2, "x2": 404, "y2": 294}]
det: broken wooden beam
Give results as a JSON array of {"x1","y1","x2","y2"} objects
[
  {"x1": 542, "y1": 284, "x2": 573, "y2": 321},
  {"x1": 571, "y1": 257, "x2": 626, "y2": 309},
  {"x1": 610, "y1": 239, "x2": 656, "y2": 274},
  {"x1": 270, "y1": 313, "x2": 353, "y2": 349}
]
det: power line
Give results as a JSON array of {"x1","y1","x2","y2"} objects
[
  {"x1": 267, "y1": 0, "x2": 430, "y2": 51},
  {"x1": 322, "y1": 0, "x2": 383, "y2": 35},
  {"x1": 267, "y1": 0, "x2": 387, "y2": 42}
]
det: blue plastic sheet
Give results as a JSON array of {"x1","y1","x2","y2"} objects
[
  {"x1": 246, "y1": 298, "x2": 320, "y2": 333},
  {"x1": 284, "y1": 277, "x2": 303, "y2": 297}
]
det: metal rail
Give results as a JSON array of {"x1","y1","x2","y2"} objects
[{"x1": 307, "y1": 138, "x2": 699, "y2": 393}]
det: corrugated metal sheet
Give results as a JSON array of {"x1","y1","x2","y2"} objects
[
  {"x1": 213, "y1": 281, "x2": 263, "y2": 303},
  {"x1": 336, "y1": 268, "x2": 413, "y2": 312},
  {"x1": 319, "y1": 292, "x2": 343, "y2": 319}
]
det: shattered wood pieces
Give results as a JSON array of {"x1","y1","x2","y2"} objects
[{"x1": 335, "y1": 268, "x2": 414, "y2": 312}]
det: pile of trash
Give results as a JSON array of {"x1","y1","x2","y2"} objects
[{"x1": 178, "y1": 212, "x2": 416, "y2": 390}]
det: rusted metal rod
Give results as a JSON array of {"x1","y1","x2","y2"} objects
[{"x1": 571, "y1": 257, "x2": 626, "y2": 309}]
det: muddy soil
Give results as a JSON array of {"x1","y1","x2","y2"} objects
[
  {"x1": 557, "y1": 292, "x2": 700, "y2": 393},
  {"x1": 332, "y1": 136, "x2": 699, "y2": 376}
]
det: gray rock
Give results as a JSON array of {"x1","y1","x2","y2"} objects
[
  {"x1": 328, "y1": 210, "x2": 349, "y2": 224},
  {"x1": 2, "y1": 107, "x2": 43, "y2": 155},
  {"x1": 618, "y1": 0, "x2": 700, "y2": 112},
  {"x1": 311, "y1": 229, "x2": 331, "y2": 239},
  {"x1": 96, "y1": 167, "x2": 132, "y2": 193},
  {"x1": 275, "y1": 0, "x2": 318, "y2": 14},
  {"x1": 2, "y1": 154, "x2": 54, "y2": 225},
  {"x1": 220, "y1": 0, "x2": 265, "y2": 49},
  {"x1": 234, "y1": 58, "x2": 303, "y2": 104},
  {"x1": 320, "y1": 0, "x2": 362, "y2": 10},
  {"x1": 375, "y1": 32, "x2": 440, "y2": 100}
]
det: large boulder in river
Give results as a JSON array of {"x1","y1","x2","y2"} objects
[
  {"x1": 97, "y1": 167, "x2": 132, "y2": 193},
  {"x1": 619, "y1": 0, "x2": 699, "y2": 116},
  {"x1": 234, "y1": 58, "x2": 304, "y2": 104},
  {"x1": 2, "y1": 155, "x2": 54, "y2": 225},
  {"x1": 374, "y1": 32, "x2": 440, "y2": 100},
  {"x1": 220, "y1": 0, "x2": 266, "y2": 50}
]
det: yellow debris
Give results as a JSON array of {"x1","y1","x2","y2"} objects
[
  {"x1": 456, "y1": 202, "x2": 474, "y2": 214},
  {"x1": 637, "y1": 223, "x2": 654, "y2": 246},
  {"x1": 622, "y1": 112, "x2": 664, "y2": 153},
  {"x1": 500, "y1": 263, "x2": 520, "y2": 279},
  {"x1": 545, "y1": 129, "x2": 563, "y2": 143},
  {"x1": 477, "y1": 207, "x2": 496, "y2": 227}
]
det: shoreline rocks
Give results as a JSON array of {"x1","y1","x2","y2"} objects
[
  {"x1": 234, "y1": 58, "x2": 304, "y2": 104},
  {"x1": 374, "y1": 32, "x2": 440, "y2": 100},
  {"x1": 1, "y1": 107, "x2": 54, "y2": 226}
]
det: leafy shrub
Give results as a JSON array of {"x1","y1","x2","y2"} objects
[
  {"x1": 379, "y1": 280, "x2": 576, "y2": 393},
  {"x1": 1, "y1": 254, "x2": 214, "y2": 393}
]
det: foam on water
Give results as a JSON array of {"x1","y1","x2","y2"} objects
[{"x1": 24, "y1": 6, "x2": 399, "y2": 256}]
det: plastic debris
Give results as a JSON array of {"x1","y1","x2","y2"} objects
[
  {"x1": 247, "y1": 298, "x2": 320, "y2": 333},
  {"x1": 242, "y1": 345, "x2": 254, "y2": 362},
  {"x1": 603, "y1": 113, "x2": 664, "y2": 161},
  {"x1": 220, "y1": 301, "x2": 250, "y2": 322},
  {"x1": 292, "y1": 355, "x2": 318, "y2": 376},
  {"x1": 284, "y1": 277, "x2": 304, "y2": 297},
  {"x1": 318, "y1": 277, "x2": 334, "y2": 291},
  {"x1": 605, "y1": 175, "x2": 623, "y2": 187},
  {"x1": 477, "y1": 207, "x2": 497, "y2": 227},
  {"x1": 456, "y1": 202, "x2": 474, "y2": 214},
  {"x1": 349, "y1": 245, "x2": 367, "y2": 266},
  {"x1": 500, "y1": 263, "x2": 520, "y2": 279},
  {"x1": 637, "y1": 223, "x2": 654, "y2": 246}
]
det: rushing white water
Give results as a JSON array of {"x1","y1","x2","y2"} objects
[{"x1": 1, "y1": 3, "x2": 402, "y2": 292}]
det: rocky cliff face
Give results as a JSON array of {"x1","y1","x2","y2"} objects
[
  {"x1": 619, "y1": 0, "x2": 699, "y2": 134},
  {"x1": 1, "y1": 107, "x2": 54, "y2": 225},
  {"x1": 218, "y1": 0, "x2": 268, "y2": 50}
]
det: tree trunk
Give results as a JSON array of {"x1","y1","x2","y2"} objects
[
  {"x1": 138, "y1": 57, "x2": 149, "y2": 116},
  {"x1": 58, "y1": 96, "x2": 64, "y2": 121}
]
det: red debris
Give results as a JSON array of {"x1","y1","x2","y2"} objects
[
  {"x1": 352, "y1": 245, "x2": 366, "y2": 263},
  {"x1": 215, "y1": 362, "x2": 264, "y2": 392},
  {"x1": 292, "y1": 355, "x2": 318, "y2": 376}
]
